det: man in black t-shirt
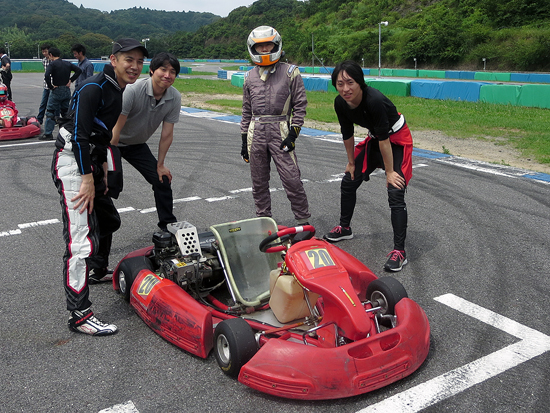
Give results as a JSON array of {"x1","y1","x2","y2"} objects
[
  {"x1": 324, "y1": 60, "x2": 413, "y2": 272},
  {"x1": 40, "y1": 47, "x2": 81, "y2": 140}
]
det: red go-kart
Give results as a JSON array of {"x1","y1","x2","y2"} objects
[
  {"x1": 0, "y1": 106, "x2": 41, "y2": 141},
  {"x1": 113, "y1": 218, "x2": 430, "y2": 400}
]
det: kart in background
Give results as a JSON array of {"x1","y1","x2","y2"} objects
[
  {"x1": 0, "y1": 106, "x2": 40, "y2": 141},
  {"x1": 113, "y1": 217, "x2": 430, "y2": 400}
]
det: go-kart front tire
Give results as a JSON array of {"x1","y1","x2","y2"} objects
[
  {"x1": 366, "y1": 276, "x2": 408, "y2": 316},
  {"x1": 213, "y1": 318, "x2": 258, "y2": 378},
  {"x1": 117, "y1": 256, "x2": 154, "y2": 302}
]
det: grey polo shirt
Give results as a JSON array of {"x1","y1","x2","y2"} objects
[{"x1": 118, "y1": 77, "x2": 181, "y2": 146}]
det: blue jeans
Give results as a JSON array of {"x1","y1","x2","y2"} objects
[
  {"x1": 45, "y1": 86, "x2": 70, "y2": 135},
  {"x1": 37, "y1": 88, "x2": 50, "y2": 124}
]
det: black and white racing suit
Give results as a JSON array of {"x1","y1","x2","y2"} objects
[{"x1": 51, "y1": 64, "x2": 122, "y2": 311}]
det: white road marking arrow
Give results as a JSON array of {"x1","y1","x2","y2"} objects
[{"x1": 358, "y1": 293, "x2": 550, "y2": 412}]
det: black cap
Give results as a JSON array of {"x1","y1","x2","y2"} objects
[{"x1": 112, "y1": 38, "x2": 148, "y2": 57}]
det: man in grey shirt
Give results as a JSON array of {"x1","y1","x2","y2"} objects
[
  {"x1": 71, "y1": 44, "x2": 94, "y2": 91},
  {"x1": 111, "y1": 52, "x2": 181, "y2": 231}
]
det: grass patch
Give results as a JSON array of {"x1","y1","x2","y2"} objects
[
  {"x1": 390, "y1": 96, "x2": 550, "y2": 164},
  {"x1": 205, "y1": 99, "x2": 243, "y2": 115},
  {"x1": 173, "y1": 78, "x2": 239, "y2": 95},
  {"x1": 183, "y1": 71, "x2": 218, "y2": 76}
]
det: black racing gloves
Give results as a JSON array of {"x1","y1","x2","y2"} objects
[
  {"x1": 241, "y1": 133, "x2": 249, "y2": 163},
  {"x1": 280, "y1": 126, "x2": 301, "y2": 152}
]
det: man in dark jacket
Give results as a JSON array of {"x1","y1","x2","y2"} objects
[
  {"x1": 51, "y1": 38, "x2": 147, "y2": 336},
  {"x1": 0, "y1": 47, "x2": 12, "y2": 100},
  {"x1": 40, "y1": 47, "x2": 81, "y2": 140}
]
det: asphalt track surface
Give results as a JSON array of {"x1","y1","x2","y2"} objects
[{"x1": 1, "y1": 72, "x2": 549, "y2": 413}]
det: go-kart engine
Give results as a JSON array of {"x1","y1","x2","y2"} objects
[{"x1": 152, "y1": 230, "x2": 223, "y2": 297}]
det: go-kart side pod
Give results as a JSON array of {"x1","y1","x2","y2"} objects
[
  {"x1": 238, "y1": 298, "x2": 430, "y2": 400},
  {"x1": 0, "y1": 124, "x2": 41, "y2": 141},
  {"x1": 129, "y1": 269, "x2": 214, "y2": 359}
]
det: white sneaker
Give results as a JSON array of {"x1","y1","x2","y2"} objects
[{"x1": 68, "y1": 308, "x2": 117, "y2": 336}]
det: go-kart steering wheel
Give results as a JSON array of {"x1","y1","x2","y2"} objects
[{"x1": 259, "y1": 225, "x2": 316, "y2": 253}]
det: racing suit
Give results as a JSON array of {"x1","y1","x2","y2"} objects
[
  {"x1": 51, "y1": 64, "x2": 122, "y2": 311},
  {"x1": 0, "y1": 99, "x2": 18, "y2": 127},
  {"x1": 241, "y1": 62, "x2": 310, "y2": 222}
]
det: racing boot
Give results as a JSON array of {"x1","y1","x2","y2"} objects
[
  {"x1": 68, "y1": 308, "x2": 118, "y2": 336},
  {"x1": 89, "y1": 267, "x2": 113, "y2": 284}
]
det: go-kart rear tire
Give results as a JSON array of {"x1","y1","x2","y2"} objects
[
  {"x1": 213, "y1": 318, "x2": 258, "y2": 378},
  {"x1": 366, "y1": 276, "x2": 408, "y2": 316},
  {"x1": 117, "y1": 256, "x2": 154, "y2": 302}
]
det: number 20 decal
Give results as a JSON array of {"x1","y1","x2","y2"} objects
[
  {"x1": 305, "y1": 248, "x2": 335, "y2": 269},
  {"x1": 138, "y1": 274, "x2": 160, "y2": 296}
]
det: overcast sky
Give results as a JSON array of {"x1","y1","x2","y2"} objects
[{"x1": 67, "y1": 0, "x2": 255, "y2": 17}]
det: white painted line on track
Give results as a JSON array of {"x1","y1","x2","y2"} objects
[
  {"x1": 18, "y1": 218, "x2": 59, "y2": 228},
  {"x1": 229, "y1": 187, "x2": 253, "y2": 194},
  {"x1": 205, "y1": 195, "x2": 236, "y2": 202},
  {"x1": 0, "y1": 140, "x2": 52, "y2": 148},
  {"x1": 356, "y1": 293, "x2": 550, "y2": 412},
  {"x1": 0, "y1": 228, "x2": 22, "y2": 237},
  {"x1": 174, "y1": 196, "x2": 202, "y2": 203},
  {"x1": 1, "y1": 219, "x2": 60, "y2": 237},
  {"x1": 99, "y1": 400, "x2": 139, "y2": 413}
]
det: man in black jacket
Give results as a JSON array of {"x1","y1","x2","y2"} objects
[
  {"x1": 41, "y1": 47, "x2": 81, "y2": 140},
  {"x1": 0, "y1": 47, "x2": 12, "y2": 100},
  {"x1": 51, "y1": 38, "x2": 147, "y2": 336}
]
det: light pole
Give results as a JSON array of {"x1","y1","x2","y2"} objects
[
  {"x1": 482, "y1": 57, "x2": 487, "y2": 71},
  {"x1": 142, "y1": 38, "x2": 150, "y2": 49},
  {"x1": 378, "y1": 21, "x2": 388, "y2": 77},
  {"x1": 413, "y1": 57, "x2": 417, "y2": 70}
]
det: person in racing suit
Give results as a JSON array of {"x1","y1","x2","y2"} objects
[
  {"x1": 0, "y1": 83, "x2": 18, "y2": 127},
  {"x1": 240, "y1": 26, "x2": 310, "y2": 225},
  {"x1": 323, "y1": 60, "x2": 413, "y2": 272},
  {"x1": 50, "y1": 38, "x2": 147, "y2": 336}
]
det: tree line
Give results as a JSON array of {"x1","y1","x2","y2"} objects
[
  {"x1": 0, "y1": 0, "x2": 549, "y2": 71},
  {"x1": 0, "y1": 0, "x2": 219, "y2": 58}
]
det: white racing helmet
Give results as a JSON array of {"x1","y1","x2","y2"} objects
[{"x1": 247, "y1": 26, "x2": 283, "y2": 66}]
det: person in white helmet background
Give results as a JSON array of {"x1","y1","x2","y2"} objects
[{"x1": 240, "y1": 26, "x2": 311, "y2": 226}]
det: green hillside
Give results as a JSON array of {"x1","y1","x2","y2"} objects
[
  {"x1": 166, "y1": 0, "x2": 550, "y2": 71},
  {"x1": 1, "y1": 0, "x2": 549, "y2": 71},
  {"x1": 0, "y1": 0, "x2": 219, "y2": 58}
]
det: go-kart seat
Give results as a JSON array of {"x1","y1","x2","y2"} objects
[{"x1": 210, "y1": 217, "x2": 281, "y2": 307}]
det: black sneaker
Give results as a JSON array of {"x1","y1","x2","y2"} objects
[
  {"x1": 89, "y1": 267, "x2": 113, "y2": 284},
  {"x1": 384, "y1": 250, "x2": 408, "y2": 272},
  {"x1": 39, "y1": 133, "x2": 54, "y2": 141},
  {"x1": 324, "y1": 225, "x2": 353, "y2": 242},
  {"x1": 68, "y1": 309, "x2": 117, "y2": 336}
]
